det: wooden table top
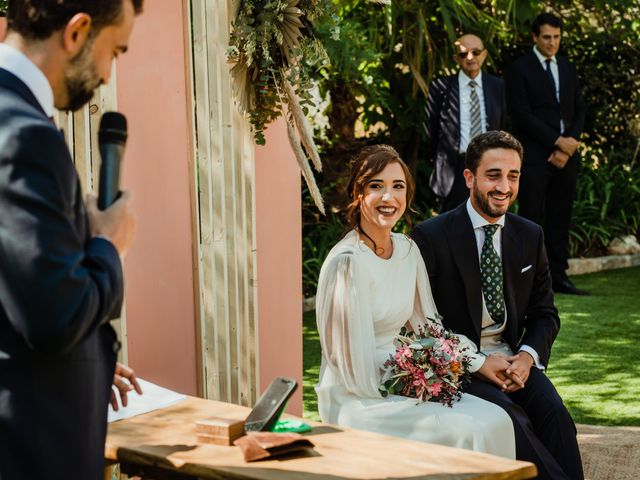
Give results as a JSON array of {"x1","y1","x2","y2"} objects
[{"x1": 106, "y1": 396, "x2": 537, "y2": 479}]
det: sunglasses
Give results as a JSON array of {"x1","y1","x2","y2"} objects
[{"x1": 456, "y1": 49, "x2": 485, "y2": 59}]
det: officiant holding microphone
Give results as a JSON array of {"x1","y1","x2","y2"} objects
[{"x1": 0, "y1": 1, "x2": 144, "y2": 478}]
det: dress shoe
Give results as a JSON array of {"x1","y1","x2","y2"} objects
[{"x1": 552, "y1": 277, "x2": 590, "y2": 296}]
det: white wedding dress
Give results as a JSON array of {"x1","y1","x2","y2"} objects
[{"x1": 315, "y1": 230, "x2": 515, "y2": 458}]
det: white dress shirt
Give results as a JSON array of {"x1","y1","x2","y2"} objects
[
  {"x1": 458, "y1": 70, "x2": 487, "y2": 153},
  {"x1": 0, "y1": 43, "x2": 54, "y2": 117},
  {"x1": 465, "y1": 199, "x2": 544, "y2": 371},
  {"x1": 533, "y1": 45, "x2": 564, "y2": 133}
]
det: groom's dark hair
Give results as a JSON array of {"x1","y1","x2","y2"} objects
[
  {"x1": 7, "y1": 0, "x2": 144, "y2": 40},
  {"x1": 465, "y1": 130, "x2": 523, "y2": 172}
]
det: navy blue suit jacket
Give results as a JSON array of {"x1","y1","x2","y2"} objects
[
  {"x1": 506, "y1": 51, "x2": 586, "y2": 164},
  {"x1": 411, "y1": 203, "x2": 560, "y2": 367},
  {"x1": 424, "y1": 72, "x2": 506, "y2": 197},
  {"x1": 0, "y1": 68, "x2": 123, "y2": 479}
]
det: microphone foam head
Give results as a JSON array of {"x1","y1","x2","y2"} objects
[{"x1": 99, "y1": 111, "x2": 128, "y2": 144}]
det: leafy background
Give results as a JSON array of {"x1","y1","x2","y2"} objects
[{"x1": 301, "y1": 0, "x2": 640, "y2": 297}]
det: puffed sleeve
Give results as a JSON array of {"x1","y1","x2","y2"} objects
[
  {"x1": 315, "y1": 250, "x2": 381, "y2": 398},
  {"x1": 408, "y1": 242, "x2": 440, "y2": 332}
]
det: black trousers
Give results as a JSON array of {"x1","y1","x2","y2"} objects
[
  {"x1": 440, "y1": 152, "x2": 470, "y2": 213},
  {"x1": 464, "y1": 368, "x2": 583, "y2": 480},
  {"x1": 517, "y1": 157, "x2": 578, "y2": 280}
]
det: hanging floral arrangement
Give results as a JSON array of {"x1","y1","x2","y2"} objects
[{"x1": 228, "y1": 0, "x2": 328, "y2": 214}]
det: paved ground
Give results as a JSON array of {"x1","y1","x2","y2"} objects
[{"x1": 577, "y1": 424, "x2": 640, "y2": 480}]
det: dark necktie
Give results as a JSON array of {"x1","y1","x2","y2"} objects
[
  {"x1": 480, "y1": 224, "x2": 505, "y2": 324},
  {"x1": 469, "y1": 80, "x2": 482, "y2": 140},
  {"x1": 545, "y1": 59, "x2": 559, "y2": 103}
]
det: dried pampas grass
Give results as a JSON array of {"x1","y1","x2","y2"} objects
[{"x1": 286, "y1": 118, "x2": 325, "y2": 215}]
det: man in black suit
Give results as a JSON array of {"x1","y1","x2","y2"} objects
[
  {"x1": 424, "y1": 34, "x2": 506, "y2": 212},
  {"x1": 506, "y1": 12, "x2": 588, "y2": 295},
  {"x1": 0, "y1": 1, "x2": 143, "y2": 478},
  {"x1": 412, "y1": 131, "x2": 583, "y2": 479}
]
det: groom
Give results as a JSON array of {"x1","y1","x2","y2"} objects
[{"x1": 411, "y1": 131, "x2": 582, "y2": 479}]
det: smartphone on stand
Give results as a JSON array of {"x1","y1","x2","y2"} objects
[{"x1": 243, "y1": 377, "x2": 297, "y2": 433}]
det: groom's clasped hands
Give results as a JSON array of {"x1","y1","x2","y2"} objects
[{"x1": 476, "y1": 351, "x2": 535, "y2": 393}]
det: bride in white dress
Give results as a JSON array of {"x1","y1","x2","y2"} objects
[{"x1": 315, "y1": 145, "x2": 515, "y2": 458}]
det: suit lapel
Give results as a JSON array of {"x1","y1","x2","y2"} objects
[
  {"x1": 483, "y1": 74, "x2": 495, "y2": 127},
  {"x1": 446, "y1": 75, "x2": 461, "y2": 151},
  {"x1": 445, "y1": 205, "x2": 483, "y2": 339},
  {"x1": 501, "y1": 214, "x2": 522, "y2": 344},
  {"x1": 526, "y1": 52, "x2": 557, "y2": 105},
  {"x1": 0, "y1": 68, "x2": 48, "y2": 118},
  {"x1": 557, "y1": 56, "x2": 570, "y2": 113}
]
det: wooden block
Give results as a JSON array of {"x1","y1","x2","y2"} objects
[{"x1": 195, "y1": 417, "x2": 244, "y2": 445}]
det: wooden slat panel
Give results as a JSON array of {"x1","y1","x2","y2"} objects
[
  {"x1": 190, "y1": 0, "x2": 218, "y2": 401},
  {"x1": 182, "y1": 0, "x2": 206, "y2": 398},
  {"x1": 188, "y1": 0, "x2": 258, "y2": 407},
  {"x1": 73, "y1": 106, "x2": 92, "y2": 192}
]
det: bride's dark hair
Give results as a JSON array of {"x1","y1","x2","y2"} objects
[{"x1": 346, "y1": 144, "x2": 417, "y2": 249}]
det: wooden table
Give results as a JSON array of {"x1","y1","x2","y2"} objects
[{"x1": 106, "y1": 396, "x2": 537, "y2": 479}]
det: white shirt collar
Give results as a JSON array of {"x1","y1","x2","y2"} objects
[
  {"x1": 533, "y1": 46, "x2": 556, "y2": 66},
  {"x1": 466, "y1": 198, "x2": 506, "y2": 230},
  {"x1": 458, "y1": 69, "x2": 483, "y2": 87},
  {"x1": 0, "y1": 43, "x2": 55, "y2": 117}
]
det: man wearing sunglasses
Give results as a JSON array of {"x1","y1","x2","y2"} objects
[
  {"x1": 506, "y1": 12, "x2": 588, "y2": 296},
  {"x1": 424, "y1": 34, "x2": 506, "y2": 212}
]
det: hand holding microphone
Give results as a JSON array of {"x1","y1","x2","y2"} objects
[{"x1": 87, "y1": 112, "x2": 137, "y2": 257}]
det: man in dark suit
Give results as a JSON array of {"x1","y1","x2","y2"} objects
[
  {"x1": 424, "y1": 34, "x2": 506, "y2": 212},
  {"x1": 506, "y1": 12, "x2": 588, "y2": 295},
  {"x1": 412, "y1": 131, "x2": 583, "y2": 479},
  {"x1": 0, "y1": 1, "x2": 143, "y2": 478}
]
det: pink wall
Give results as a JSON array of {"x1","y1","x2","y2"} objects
[
  {"x1": 255, "y1": 118, "x2": 303, "y2": 415},
  {"x1": 116, "y1": 1, "x2": 198, "y2": 395},
  {"x1": 1, "y1": 8, "x2": 304, "y2": 412},
  {"x1": 1, "y1": 13, "x2": 200, "y2": 395}
]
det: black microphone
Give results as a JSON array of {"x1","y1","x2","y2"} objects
[{"x1": 97, "y1": 111, "x2": 128, "y2": 210}]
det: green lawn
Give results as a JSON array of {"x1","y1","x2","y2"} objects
[{"x1": 303, "y1": 266, "x2": 640, "y2": 426}]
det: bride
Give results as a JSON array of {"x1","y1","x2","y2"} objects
[{"x1": 315, "y1": 144, "x2": 515, "y2": 458}]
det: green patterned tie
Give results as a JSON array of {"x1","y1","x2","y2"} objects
[
  {"x1": 469, "y1": 80, "x2": 482, "y2": 140},
  {"x1": 480, "y1": 224, "x2": 505, "y2": 323}
]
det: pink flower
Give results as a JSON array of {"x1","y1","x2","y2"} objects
[{"x1": 427, "y1": 381, "x2": 443, "y2": 397}]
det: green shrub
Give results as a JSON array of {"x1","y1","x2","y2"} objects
[
  {"x1": 300, "y1": 0, "x2": 640, "y2": 294},
  {"x1": 302, "y1": 212, "x2": 346, "y2": 298},
  {"x1": 569, "y1": 155, "x2": 640, "y2": 257}
]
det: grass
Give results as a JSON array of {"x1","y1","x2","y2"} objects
[
  {"x1": 547, "y1": 266, "x2": 640, "y2": 426},
  {"x1": 302, "y1": 266, "x2": 640, "y2": 426},
  {"x1": 302, "y1": 310, "x2": 322, "y2": 422}
]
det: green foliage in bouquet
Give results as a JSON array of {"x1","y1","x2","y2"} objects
[{"x1": 380, "y1": 322, "x2": 471, "y2": 407}]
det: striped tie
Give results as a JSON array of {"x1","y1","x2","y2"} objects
[{"x1": 469, "y1": 80, "x2": 482, "y2": 140}]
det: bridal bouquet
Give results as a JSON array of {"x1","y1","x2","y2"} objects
[{"x1": 379, "y1": 319, "x2": 471, "y2": 407}]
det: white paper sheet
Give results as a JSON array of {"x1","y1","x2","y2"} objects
[{"x1": 107, "y1": 378, "x2": 187, "y2": 423}]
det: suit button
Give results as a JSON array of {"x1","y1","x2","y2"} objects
[{"x1": 113, "y1": 341, "x2": 122, "y2": 353}]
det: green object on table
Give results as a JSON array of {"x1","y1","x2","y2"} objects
[{"x1": 272, "y1": 419, "x2": 312, "y2": 433}]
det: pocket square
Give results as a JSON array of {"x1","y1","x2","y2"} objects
[{"x1": 521, "y1": 265, "x2": 532, "y2": 273}]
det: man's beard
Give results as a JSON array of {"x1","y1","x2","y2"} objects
[
  {"x1": 472, "y1": 182, "x2": 514, "y2": 218},
  {"x1": 62, "y1": 39, "x2": 102, "y2": 112}
]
